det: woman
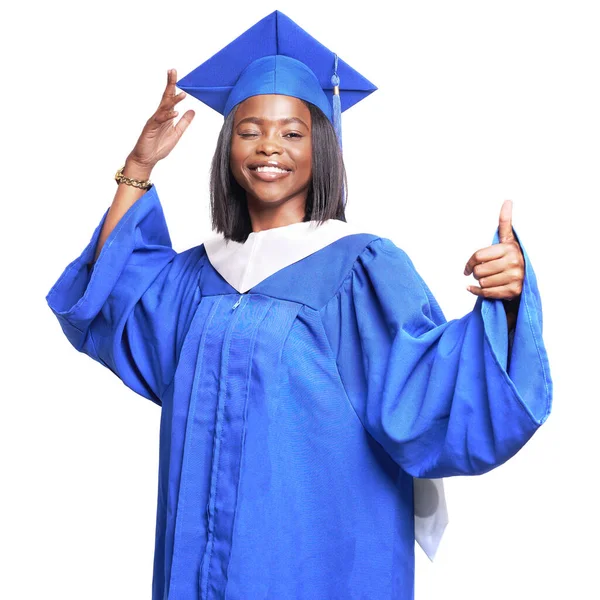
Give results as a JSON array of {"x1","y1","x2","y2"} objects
[{"x1": 47, "y1": 11, "x2": 552, "y2": 600}]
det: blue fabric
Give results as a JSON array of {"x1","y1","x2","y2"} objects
[
  {"x1": 177, "y1": 10, "x2": 377, "y2": 123},
  {"x1": 47, "y1": 187, "x2": 552, "y2": 600},
  {"x1": 331, "y1": 55, "x2": 343, "y2": 146},
  {"x1": 223, "y1": 55, "x2": 333, "y2": 122}
]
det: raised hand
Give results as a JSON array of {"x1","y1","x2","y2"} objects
[
  {"x1": 94, "y1": 70, "x2": 196, "y2": 261},
  {"x1": 464, "y1": 200, "x2": 524, "y2": 301},
  {"x1": 127, "y1": 69, "x2": 195, "y2": 173}
]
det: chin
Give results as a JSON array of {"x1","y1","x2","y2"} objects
[{"x1": 247, "y1": 185, "x2": 298, "y2": 206}]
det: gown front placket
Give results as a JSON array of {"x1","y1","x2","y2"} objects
[{"x1": 168, "y1": 292, "x2": 298, "y2": 599}]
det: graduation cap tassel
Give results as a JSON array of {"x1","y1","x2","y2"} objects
[{"x1": 331, "y1": 54, "x2": 343, "y2": 149}]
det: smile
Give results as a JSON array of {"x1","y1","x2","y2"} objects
[
  {"x1": 254, "y1": 166, "x2": 290, "y2": 173},
  {"x1": 248, "y1": 162, "x2": 292, "y2": 182}
]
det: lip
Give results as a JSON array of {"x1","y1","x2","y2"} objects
[{"x1": 247, "y1": 160, "x2": 293, "y2": 182}]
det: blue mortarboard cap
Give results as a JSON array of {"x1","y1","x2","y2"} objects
[{"x1": 177, "y1": 10, "x2": 377, "y2": 144}]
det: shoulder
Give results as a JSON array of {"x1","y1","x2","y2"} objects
[
  {"x1": 320, "y1": 236, "x2": 444, "y2": 328},
  {"x1": 165, "y1": 244, "x2": 208, "y2": 284},
  {"x1": 338, "y1": 235, "x2": 421, "y2": 287},
  {"x1": 323, "y1": 235, "x2": 432, "y2": 307},
  {"x1": 306, "y1": 234, "x2": 422, "y2": 309},
  {"x1": 353, "y1": 236, "x2": 414, "y2": 266}
]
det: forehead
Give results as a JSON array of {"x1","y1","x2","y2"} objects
[{"x1": 234, "y1": 94, "x2": 311, "y2": 125}]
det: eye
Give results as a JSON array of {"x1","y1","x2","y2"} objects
[
  {"x1": 238, "y1": 131, "x2": 260, "y2": 139},
  {"x1": 283, "y1": 132, "x2": 303, "y2": 139}
]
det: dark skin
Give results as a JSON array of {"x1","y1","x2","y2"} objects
[
  {"x1": 98, "y1": 71, "x2": 524, "y2": 329},
  {"x1": 464, "y1": 200, "x2": 524, "y2": 329},
  {"x1": 230, "y1": 94, "x2": 313, "y2": 232}
]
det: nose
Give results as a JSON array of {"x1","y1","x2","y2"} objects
[{"x1": 256, "y1": 133, "x2": 282, "y2": 156}]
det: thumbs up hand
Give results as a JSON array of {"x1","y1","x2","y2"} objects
[{"x1": 464, "y1": 200, "x2": 524, "y2": 301}]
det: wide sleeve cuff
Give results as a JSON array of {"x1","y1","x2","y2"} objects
[
  {"x1": 46, "y1": 186, "x2": 172, "y2": 339},
  {"x1": 480, "y1": 229, "x2": 553, "y2": 426}
]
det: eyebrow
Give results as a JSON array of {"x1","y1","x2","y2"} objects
[{"x1": 235, "y1": 116, "x2": 309, "y2": 129}]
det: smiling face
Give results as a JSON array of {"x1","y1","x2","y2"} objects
[{"x1": 230, "y1": 95, "x2": 313, "y2": 215}]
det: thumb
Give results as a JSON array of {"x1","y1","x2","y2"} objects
[{"x1": 498, "y1": 200, "x2": 514, "y2": 243}]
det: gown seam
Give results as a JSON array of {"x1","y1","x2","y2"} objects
[{"x1": 57, "y1": 314, "x2": 84, "y2": 335}]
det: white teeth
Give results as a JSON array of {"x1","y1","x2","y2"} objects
[{"x1": 255, "y1": 166, "x2": 288, "y2": 173}]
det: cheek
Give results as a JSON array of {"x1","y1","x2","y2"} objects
[{"x1": 295, "y1": 143, "x2": 313, "y2": 181}]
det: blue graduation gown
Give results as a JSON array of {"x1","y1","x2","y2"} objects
[{"x1": 46, "y1": 187, "x2": 552, "y2": 599}]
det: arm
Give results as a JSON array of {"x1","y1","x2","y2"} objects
[
  {"x1": 47, "y1": 187, "x2": 206, "y2": 404},
  {"x1": 321, "y1": 238, "x2": 552, "y2": 479},
  {"x1": 94, "y1": 161, "x2": 151, "y2": 261},
  {"x1": 94, "y1": 68, "x2": 195, "y2": 261},
  {"x1": 47, "y1": 69, "x2": 199, "y2": 403}
]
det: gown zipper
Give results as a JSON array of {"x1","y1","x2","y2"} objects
[{"x1": 232, "y1": 294, "x2": 244, "y2": 310}]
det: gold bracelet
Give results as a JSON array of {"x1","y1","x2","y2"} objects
[{"x1": 114, "y1": 165, "x2": 152, "y2": 190}]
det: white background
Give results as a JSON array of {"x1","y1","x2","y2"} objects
[{"x1": 2, "y1": 1, "x2": 599, "y2": 598}]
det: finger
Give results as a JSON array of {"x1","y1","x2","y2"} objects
[
  {"x1": 498, "y1": 199, "x2": 514, "y2": 243},
  {"x1": 467, "y1": 284, "x2": 521, "y2": 300},
  {"x1": 154, "y1": 109, "x2": 179, "y2": 125},
  {"x1": 158, "y1": 91, "x2": 187, "y2": 116},
  {"x1": 464, "y1": 244, "x2": 507, "y2": 275},
  {"x1": 174, "y1": 110, "x2": 196, "y2": 137},
  {"x1": 161, "y1": 68, "x2": 178, "y2": 101},
  {"x1": 172, "y1": 91, "x2": 187, "y2": 106},
  {"x1": 477, "y1": 270, "x2": 522, "y2": 290},
  {"x1": 472, "y1": 257, "x2": 511, "y2": 279}
]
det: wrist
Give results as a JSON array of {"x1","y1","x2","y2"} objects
[
  {"x1": 124, "y1": 157, "x2": 154, "y2": 180},
  {"x1": 116, "y1": 161, "x2": 153, "y2": 191}
]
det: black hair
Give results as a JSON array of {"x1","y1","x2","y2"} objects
[{"x1": 209, "y1": 100, "x2": 347, "y2": 242}]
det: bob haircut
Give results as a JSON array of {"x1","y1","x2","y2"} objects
[{"x1": 210, "y1": 100, "x2": 347, "y2": 242}]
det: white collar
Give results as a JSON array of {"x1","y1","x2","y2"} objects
[{"x1": 204, "y1": 219, "x2": 358, "y2": 293}]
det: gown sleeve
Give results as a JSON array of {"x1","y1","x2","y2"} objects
[
  {"x1": 320, "y1": 235, "x2": 552, "y2": 478},
  {"x1": 46, "y1": 186, "x2": 203, "y2": 405}
]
